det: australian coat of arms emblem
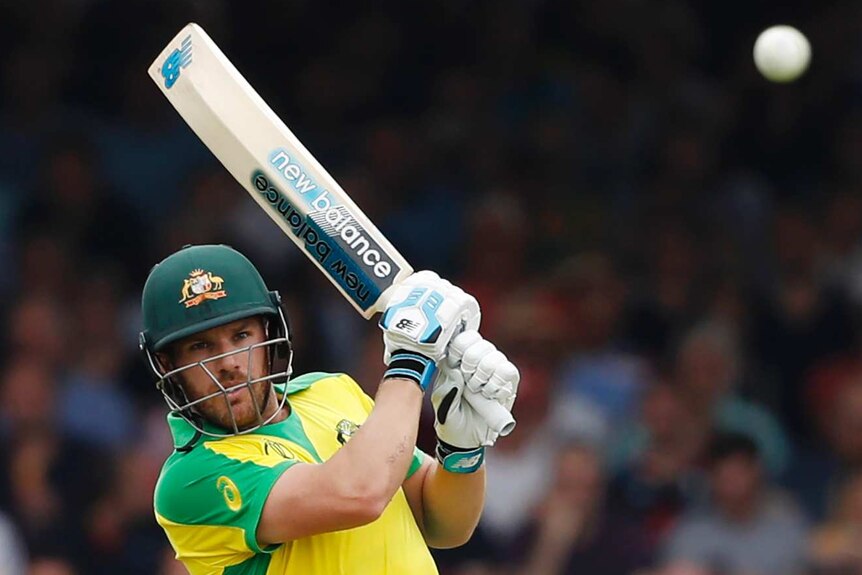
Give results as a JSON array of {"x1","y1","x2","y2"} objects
[
  {"x1": 336, "y1": 419, "x2": 360, "y2": 445},
  {"x1": 179, "y1": 269, "x2": 227, "y2": 308}
]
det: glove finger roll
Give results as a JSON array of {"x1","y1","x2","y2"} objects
[
  {"x1": 447, "y1": 330, "x2": 482, "y2": 369},
  {"x1": 460, "y1": 340, "x2": 497, "y2": 375},
  {"x1": 491, "y1": 362, "x2": 520, "y2": 393},
  {"x1": 467, "y1": 350, "x2": 508, "y2": 392}
]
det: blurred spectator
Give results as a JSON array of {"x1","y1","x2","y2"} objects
[
  {"x1": 4, "y1": 293, "x2": 69, "y2": 369},
  {"x1": 610, "y1": 380, "x2": 708, "y2": 548},
  {"x1": 12, "y1": 232, "x2": 76, "y2": 304},
  {"x1": 674, "y1": 320, "x2": 790, "y2": 476},
  {"x1": 825, "y1": 382, "x2": 862, "y2": 470},
  {"x1": 552, "y1": 252, "x2": 651, "y2": 444},
  {"x1": 516, "y1": 442, "x2": 653, "y2": 575},
  {"x1": 623, "y1": 221, "x2": 704, "y2": 362},
  {"x1": 822, "y1": 190, "x2": 862, "y2": 296},
  {"x1": 663, "y1": 432, "x2": 807, "y2": 575},
  {"x1": 809, "y1": 470, "x2": 862, "y2": 575},
  {"x1": 57, "y1": 269, "x2": 135, "y2": 449},
  {"x1": 750, "y1": 206, "x2": 856, "y2": 442},
  {"x1": 0, "y1": 357, "x2": 57, "y2": 434},
  {"x1": 459, "y1": 192, "x2": 531, "y2": 334},
  {"x1": 0, "y1": 357, "x2": 112, "y2": 566},
  {"x1": 785, "y1": 381, "x2": 862, "y2": 523}
]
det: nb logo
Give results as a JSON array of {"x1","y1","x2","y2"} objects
[
  {"x1": 451, "y1": 453, "x2": 483, "y2": 470},
  {"x1": 395, "y1": 318, "x2": 419, "y2": 332},
  {"x1": 161, "y1": 34, "x2": 192, "y2": 89}
]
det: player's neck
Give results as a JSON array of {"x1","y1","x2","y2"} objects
[
  {"x1": 270, "y1": 402, "x2": 290, "y2": 424},
  {"x1": 262, "y1": 388, "x2": 290, "y2": 424}
]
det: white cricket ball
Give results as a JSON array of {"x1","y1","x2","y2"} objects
[{"x1": 753, "y1": 25, "x2": 811, "y2": 83}]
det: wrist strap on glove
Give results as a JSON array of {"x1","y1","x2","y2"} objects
[
  {"x1": 384, "y1": 350, "x2": 437, "y2": 391},
  {"x1": 436, "y1": 440, "x2": 485, "y2": 473}
]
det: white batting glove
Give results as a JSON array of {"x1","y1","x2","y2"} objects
[
  {"x1": 379, "y1": 271, "x2": 480, "y2": 391},
  {"x1": 431, "y1": 331, "x2": 519, "y2": 473},
  {"x1": 446, "y1": 330, "x2": 519, "y2": 412}
]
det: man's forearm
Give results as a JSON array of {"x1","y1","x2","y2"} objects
[
  {"x1": 419, "y1": 461, "x2": 486, "y2": 548},
  {"x1": 330, "y1": 378, "x2": 423, "y2": 505}
]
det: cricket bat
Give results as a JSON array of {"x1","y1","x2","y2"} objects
[{"x1": 149, "y1": 23, "x2": 515, "y2": 436}]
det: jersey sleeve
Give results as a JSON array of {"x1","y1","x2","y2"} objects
[
  {"x1": 155, "y1": 444, "x2": 298, "y2": 568},
  {"x1": 334, "y1": 373, "x2": 429, "y2": 479}
]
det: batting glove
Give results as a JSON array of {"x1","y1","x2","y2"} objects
[
  {"x1": 431, "y1": 331, "x2": 519, "y2": 473},
  {"x1": 379, "y1": 271, "x2": 480, "y2": 391}
]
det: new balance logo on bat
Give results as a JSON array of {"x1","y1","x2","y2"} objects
[
  {"x1": 268, "y1": 149, "x2": 395, "y2": 280},
  {"x1": 252, "y1": 171, "x2": 378, "y2": 308},
  {"x1": 161, "y1": 34, "x2": 192, "y2": 89}
]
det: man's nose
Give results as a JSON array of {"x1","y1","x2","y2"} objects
[{"x1": 208, "y1": 344, "x2": 246, "y2": 375}]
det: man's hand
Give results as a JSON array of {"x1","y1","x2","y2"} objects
[
  {"x1": 431, "y1": 331, "x2": 519, "y2": 472},
  {"x1": 379, "y1": 271, "x2": 479, "y2": 390}
]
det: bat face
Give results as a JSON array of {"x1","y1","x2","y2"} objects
[{"x1": 149, "y1": 23, "x2": 412, "y2": 317}]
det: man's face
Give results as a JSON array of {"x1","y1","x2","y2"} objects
[
  {"x1": 711, "y1": 454, "x2": 762, "y2": 512},
  {"x1": 164, "y1": 316, "x2": 272, "y2": 431}
]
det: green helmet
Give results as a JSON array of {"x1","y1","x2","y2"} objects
[
  {"x1": 139, "y1": 244, "x2": 292, "y2": 437},
  {"x1": 140, "y1": 244, "x2": 281, "y2": 351}
]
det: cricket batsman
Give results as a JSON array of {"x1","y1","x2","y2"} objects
[{"x1": 139, "y1": 244, "x2": 519, "y2": 574}]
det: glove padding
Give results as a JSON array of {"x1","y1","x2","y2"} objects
[
  {"x1": 432, "y1": 330, "x2": 520, "y2": 450},
  {"x1": 380, "y1": 271, "x2": 480, "y2": 365}
]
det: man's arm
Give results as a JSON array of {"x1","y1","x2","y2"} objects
[
  {"x1": 258, "y1": 271, "x2": 479, "y2": 545},
  {"x1": 258, "y1": 376, "x2": 423, "y2": 544},
  {"x1": 403, "y1": 457, "x2": 486, "y2": 548}
]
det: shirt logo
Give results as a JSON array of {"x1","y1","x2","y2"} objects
[
  {"x1": 216, "y1": 476, "x2": 242, "y2": 512},
  {"x1": 336, "y1": 419, "x2": 360, "y2": 445},
  {"x1": 264, "y1": 439, "x2": 295, "y2": 459},
  {"x1": 179, "y1": 269, "x2": 227, "y2": 308}
]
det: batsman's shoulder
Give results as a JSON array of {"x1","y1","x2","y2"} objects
[
  {"x1": 288, "y1": 372, "x2": 373, "y2": 413},
  {"x1": 287, "y1": 371, "x2": 363, "y2": 394}
]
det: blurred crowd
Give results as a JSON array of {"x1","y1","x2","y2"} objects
[{"x1": 3, "y1": 0, "x2": 862, "y2": 574}]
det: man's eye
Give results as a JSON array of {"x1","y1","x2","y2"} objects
[
  {"x1": 190, "y1": 341, "x2": 208, "y2": 351},
  {"x1": 236, "y1": 331, "x2": 250, "y2": 340}
]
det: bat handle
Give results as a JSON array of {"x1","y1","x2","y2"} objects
[{"x1": 463, "y1": 392, "x2": 516, "y2": 437}]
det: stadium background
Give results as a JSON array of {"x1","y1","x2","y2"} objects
[{"x1": 3, "y1": 1, "x2": 862, "y2": 573}]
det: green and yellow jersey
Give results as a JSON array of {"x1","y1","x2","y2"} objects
[{"x1": 154, "y1": 372, "x2": 437, "y2": 575}]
